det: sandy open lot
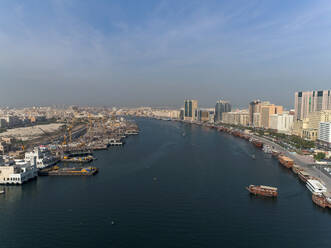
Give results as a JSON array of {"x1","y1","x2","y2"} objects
[{"x1": 0, "y1": 123, "x2": 63, "y2": 141}]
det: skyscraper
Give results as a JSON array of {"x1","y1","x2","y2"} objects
[
  {"x1": 214, "y1": 100, "x2": 231, "y2": 122},
  {"x1": 184, "y1": 100, "x2": 198, "y2": 121},
  {"x1": 295, "y1": 90, "x2": 331, "y2": 120},
  {"x1": 249, "y1": 100, "x2": 261, "y2": 126},
  {"x1": 318, "y1": 122, "x2": 331, "y2": 148}
]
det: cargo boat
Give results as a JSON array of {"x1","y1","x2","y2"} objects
[
  {"x1": 291, "y1": 164, "x2": 303, "y2": 174},
  {"x1": 246, "y1": 185, "x2": 278, "y2": 197},
  {"x1": 61, "y1": 155, "x2": 94, "y2": 163},
  {"x1": 92, "y1": 145, "x2": 108, "y2": 151},
  {"x1": 39, "y1": 166, "x2": 98, "y2": 176},
  {"x1": 298, "y1": 170, "x2": 313, "y2": 182},
  {"x1": 312, "y1": 192, "x2": 331, "y2": 209},
  {"x1": 278, "y1": 155, "x2": 294, "y2": 169},
  {"x1": 252, "y1": 140, "x2": 263, "y2": 149}
]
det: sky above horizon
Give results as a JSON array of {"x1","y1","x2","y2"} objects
[{"x1": 1, "y1": 0, "x2": 331, "y2": 109}]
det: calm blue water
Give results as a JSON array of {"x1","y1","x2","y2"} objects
[{"x1": 0, "y1": 118, "x2": 331, "y2": 248}]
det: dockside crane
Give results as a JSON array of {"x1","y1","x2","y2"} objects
[
  {"x1": 38, "y1": 127, "x2": 63, "y2": 158},
  {"x1": 20, "y1": 139, "x2": 25, "y2": 152}
]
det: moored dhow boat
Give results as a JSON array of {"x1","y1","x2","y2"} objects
[
  {"x1": 246, "y1": 185, "x2": 278, "y2": 197},
  {"x1": 278, "y1": 155, "x2": 294, "y2": 169},
  {"x1": 312, "y1": 192, "x2": 331, "y2": 209}
]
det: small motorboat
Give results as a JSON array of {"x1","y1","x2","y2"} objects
[
  {"x1": 0, "y1": 190, "x2": 5, "y2": 194},
  {"x1": 252, "y1": 154, "x2": 256, "y2": 160}
]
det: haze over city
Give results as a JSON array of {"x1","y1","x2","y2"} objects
[{"x1": 1, "y1": 0, "x2": 331, "y2": 108}]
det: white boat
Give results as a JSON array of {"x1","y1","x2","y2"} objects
[
  {"x1": 0, "y1": 190, "x2": 5, "y2": 194},
  {"x1": 262, "y1": 145, "x2": 272, "y2": 154},
  {"x1": 306, "y1": 179, "x2": 327, "y2": 194},
  {"x1": 108, "y1": 138, "x2": 123, "y2": 146},
  {"x1": 25, "y1": 146, "x2": 59, "y2": 169}
]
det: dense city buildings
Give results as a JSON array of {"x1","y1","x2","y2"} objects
[
  {"x1": 184, "y1": 100, "x2": 198, "y2": 121},
  {"x1": 214, "y1": 100, "x2": 231, "y2": 122},
  {"x1": 249, "y1": 100, "x2": 283, "y2": 128},
  {"x1": 293, "y1": 110, "x2": 331, "y2": 141},
  {"x1": 295, "y1": 90, "x2": 331, "y2": 120}
]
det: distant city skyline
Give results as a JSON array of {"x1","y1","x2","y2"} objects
[{"x1": 1, "y1": 0, "x2": 331, "y2": 107}]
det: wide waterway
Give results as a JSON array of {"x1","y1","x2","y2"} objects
[{"x1": 1, "y1": 118, "x2": 331, "y2": 248}]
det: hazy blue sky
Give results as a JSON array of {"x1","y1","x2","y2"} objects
[{"x1": 1, "y1": 0, "x2": 331, "y2": 108}]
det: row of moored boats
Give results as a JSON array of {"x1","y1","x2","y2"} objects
[{"x1": 212, "y1": 125, "x2": 331, "y2": 209}]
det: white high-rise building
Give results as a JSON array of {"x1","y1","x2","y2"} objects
[
  {"x1": 318, "y1": 122, "x2": 331, "y2": 148},
  {"x1": 269, "y1": 113, "x2": 294, "y2": 133}
]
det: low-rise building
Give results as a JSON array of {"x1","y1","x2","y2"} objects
[
  {"x1": 0, "y1": 158, "x2": 37, "y2": 184},
  {"x1": 151, "y1": 109, "x2": 181, "y2": 120},
  {"x1": 0, "y1": 141, "x2": 10, "y2": 154},
  {"x1": 302, "y1": 129, "x2": 318, "y2": 141}
]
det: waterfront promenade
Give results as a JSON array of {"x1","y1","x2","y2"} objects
[{"x1": 252, "y1": 134, "x2": 331, "y2": 191}]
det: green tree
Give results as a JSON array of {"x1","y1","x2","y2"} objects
[{"x1": 314, "y1": 152, "x2": 326, "y2": 161}]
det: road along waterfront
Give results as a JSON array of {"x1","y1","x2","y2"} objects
[
  {"x1": 251, "y1": 134, "x2": 331, "y2": 191},
  {"x1": 0, "y1": 118, "x2": 331, "y2": 248}
]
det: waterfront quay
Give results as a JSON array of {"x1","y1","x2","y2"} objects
[
  {"x1": 252, "y1": 134, "x2": 331, "y2": 192},
  {"x1": 0, "y1": 114, "x2": 140, "y2": 183}
]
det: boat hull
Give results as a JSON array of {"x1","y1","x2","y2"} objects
[{"x1": 246, "y1": 185, "x2": 278, "y2": 197}]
